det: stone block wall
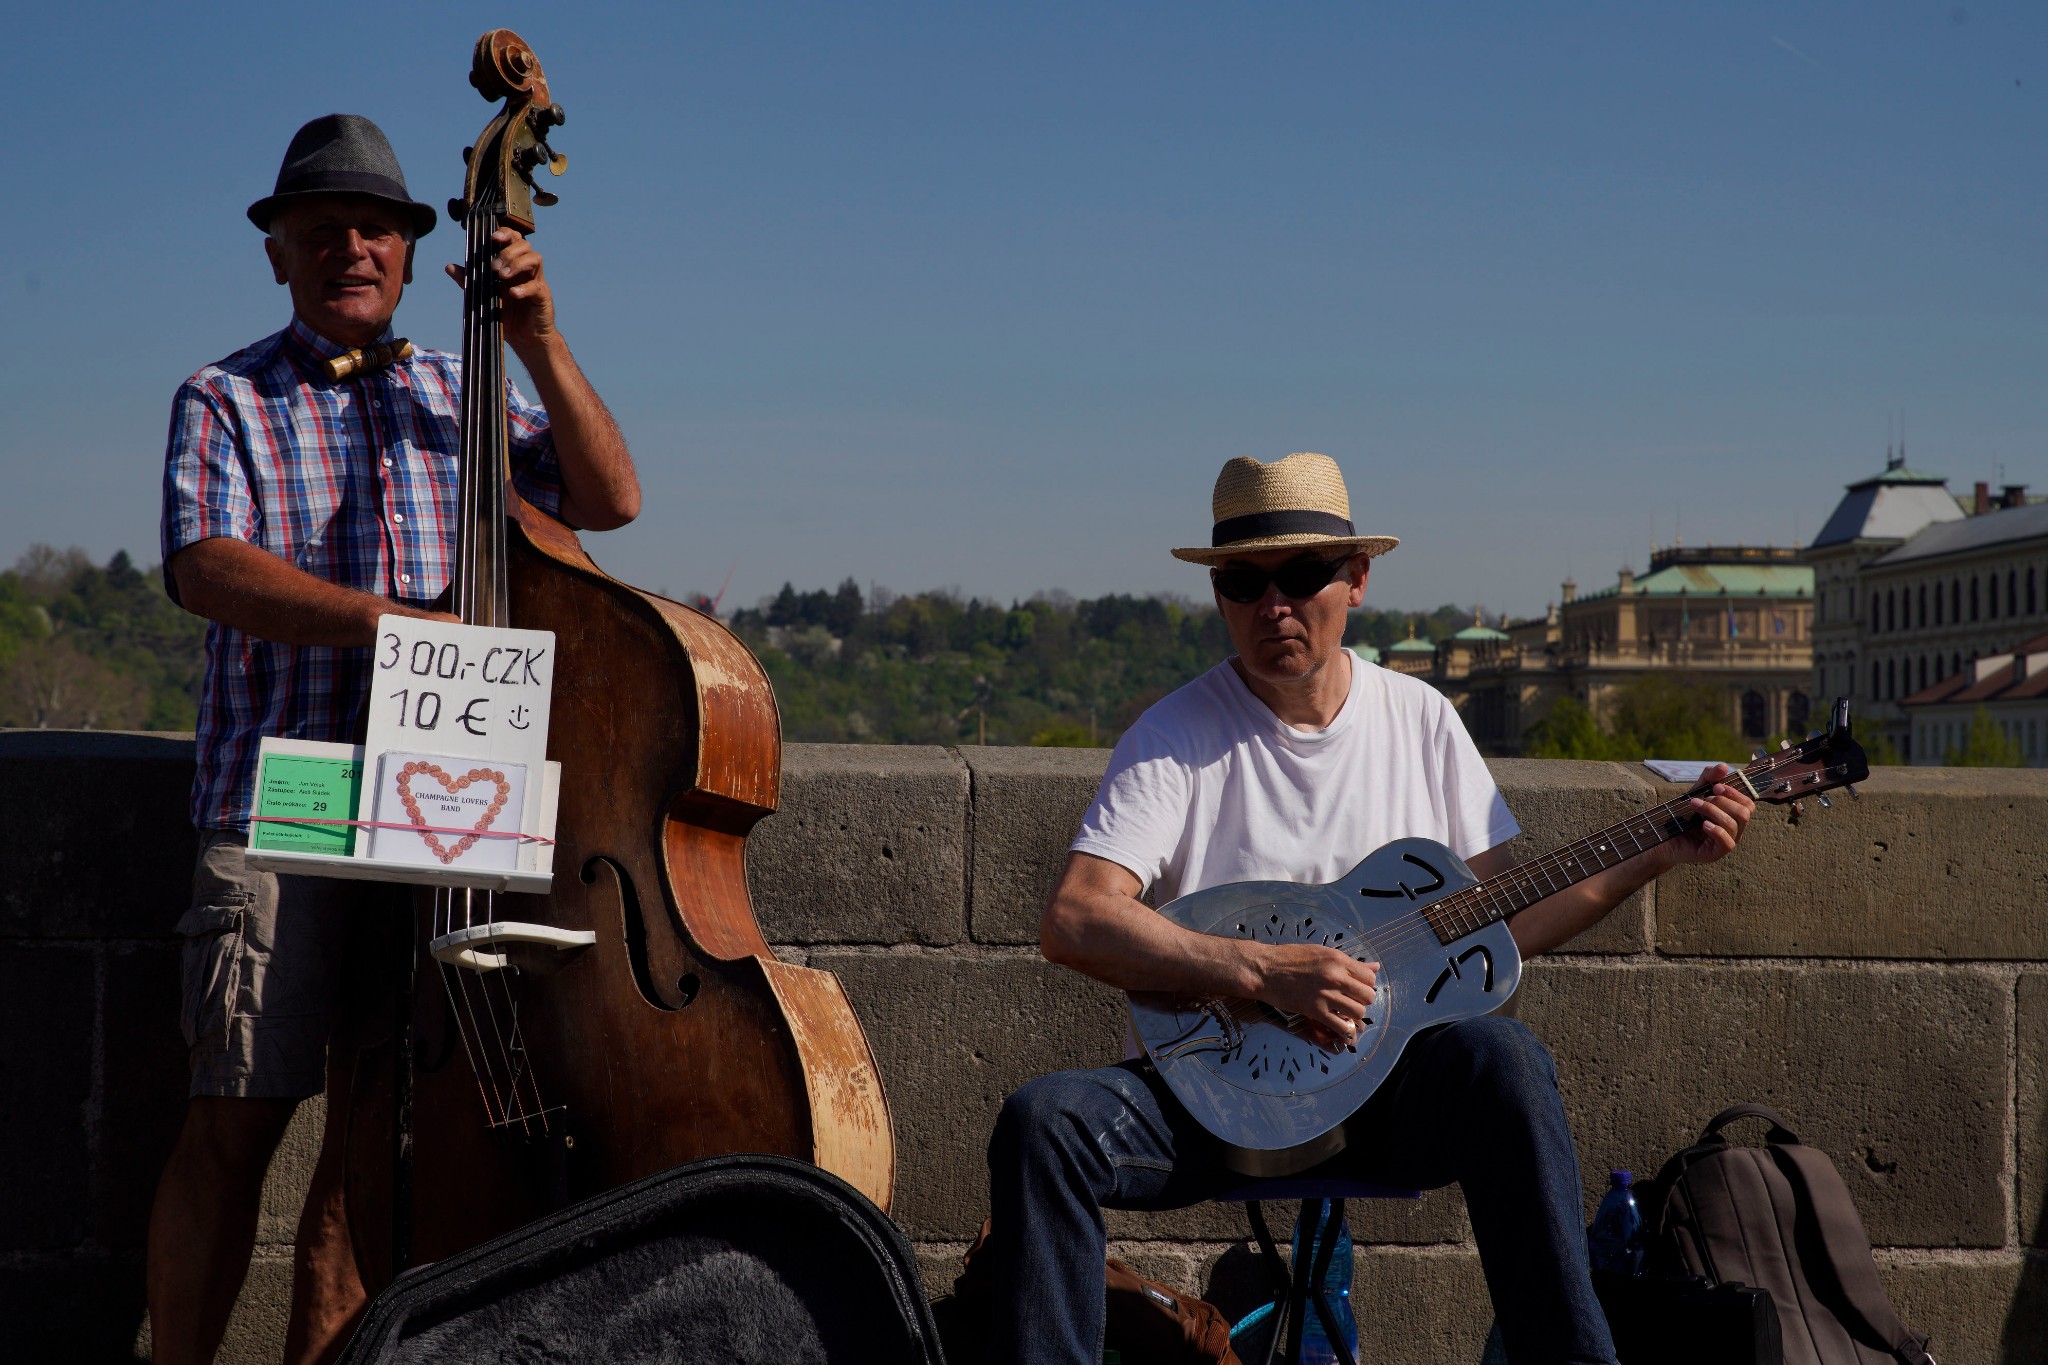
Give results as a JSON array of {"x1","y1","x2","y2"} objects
[{"x1": 5, "y1": 732, "x2": 2046, "y2": 1362}]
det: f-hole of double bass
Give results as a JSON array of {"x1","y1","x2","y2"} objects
[{"x1": 585, "y1": 855, "x2": 695, "y2": 1012}]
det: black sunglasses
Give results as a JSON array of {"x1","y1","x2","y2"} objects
[{"x1": 1211, "y1": 554, "x2": 1355, "y2": 605}]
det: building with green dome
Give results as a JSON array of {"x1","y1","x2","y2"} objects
[
  {"x1": 1438, "y1": 547, "x2": 1814, "y2": 753},
  {"x1": 1385, "y1": 622, "x2": 1441, "y2": 677}
]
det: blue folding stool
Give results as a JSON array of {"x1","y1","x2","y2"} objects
[{"x1": 1211, "y1": 1178, "x2": 1423, "y2": 1365}]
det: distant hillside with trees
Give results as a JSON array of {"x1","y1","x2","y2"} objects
[
  {"x1": 0, "y1": 546, "x2": 205, "y2": 730},
  {"x1": 0, "y1": 546, "x2": 2008, "y2": 766},
  {"x1": 726, "y1": 579, "x2": 1475, "y2": 746},
  {"x1": 0, "y1": 550, "x2": 1484, "y2": 745}
]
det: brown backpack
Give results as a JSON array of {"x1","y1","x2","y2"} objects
[
  {"x1": 1645, "y1": 1104, "x2": 1936, "y2": 1365},
  {"x1": 956, "y1": 1219, "x2": 1241, "y2": 1365}
]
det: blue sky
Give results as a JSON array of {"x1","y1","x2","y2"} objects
[{"x1": 7, "y1": 2, "x2": 2042, "y2": 618}]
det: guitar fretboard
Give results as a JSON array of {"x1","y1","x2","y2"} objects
[{"x1": 1422, "y1": 777, "x2": 1730, "y2": 944}]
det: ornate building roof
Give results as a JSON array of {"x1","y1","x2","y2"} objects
[
  {"x1": 1809, "y1": 458, "x2": 1965, "y2": 550},
  {"x1": 1569, "y1": 549, "x2": 1812, "y2": 601},
  {"x1": 1451, "y1": 608, "x2": 1510, "y2": 642}
]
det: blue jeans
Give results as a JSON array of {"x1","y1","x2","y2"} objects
[{"x1": 984, "y1": 1016, "x2": 1616, "y2": 1365}]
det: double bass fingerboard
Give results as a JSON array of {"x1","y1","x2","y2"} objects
[{"x1": 453, "y1": 194, "x2": 512, "y2": 629}]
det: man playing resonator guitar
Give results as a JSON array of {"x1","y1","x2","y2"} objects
[{"x1": 985, "y1": 452, "x2": 1757, "y2": 1365}]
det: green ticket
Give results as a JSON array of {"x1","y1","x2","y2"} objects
[{"x1": 251, "y1": 753, "x2": 363, "y2": 856}]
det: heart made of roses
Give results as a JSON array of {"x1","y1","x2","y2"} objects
[{"x1": 396, "y1": 762, "x2": 511, "y2": 865}]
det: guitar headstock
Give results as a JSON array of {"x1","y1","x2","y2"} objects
[
  {"x1": 1730, "y1": 698, "x2": 1870, "y2": 814},
  {"x1": 450, "y1": 29, "x2": 567, "y2": 233}
]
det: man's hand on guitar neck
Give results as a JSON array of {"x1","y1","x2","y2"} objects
[
  {"x1": 1480, "y1": 763, "x2": 1757, "y2": 959},
  {"x1": 1041, "y1": 851, "x2": 1378, "y2": 1052},
  {"x1": 1663, "y1": 764, "x2": 1755, "y2": 866}
]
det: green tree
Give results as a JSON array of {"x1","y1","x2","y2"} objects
[
  {"x1": 1030, "y1": 724, "x2": 1094, "y2": 747},
  {"x1": 1944, "y1": 706, "x2": 2025, "y2": 767},
  {"x1": 1521, "y1": 674, "x2": 1743, "y2": 762},
  {"x1": 0, "y1": 546, "x2": 204, "y2": 729},
  {"x1": 1522, "y1": 696, "x2": 1626, "y2": 759},
  {"x1": 1605, "y1": 674, "x2": 1745, "y2": 761}
]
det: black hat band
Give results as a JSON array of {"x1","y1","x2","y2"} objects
[
  {"x1": 269, "y1": 169, "x2": 414, "y2": 205},
  {"x1": 1212, "y1": 509, "x2": 1356, "y2": 546}
]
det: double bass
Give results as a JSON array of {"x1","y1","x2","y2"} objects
[{"x1": 334, "y1": 30, "x2": 893, "y2": 1291}]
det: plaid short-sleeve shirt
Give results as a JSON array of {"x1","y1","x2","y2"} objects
[{"x1": 161, "y1": 316, "x2": 564, "y2": 831}]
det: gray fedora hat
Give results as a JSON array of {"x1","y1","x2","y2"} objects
[{"x1": 247, "y1": 114, "x2": 437, "y2": 238}]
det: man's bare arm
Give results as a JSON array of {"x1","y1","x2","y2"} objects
[
  {"x1": 169, "y1": 537, "x2": 451, "y2": 647},
  {"x1": 460, "y1": 228, "x2": 640, "y2": 532},
  {"x1": 1486, "y1": 768, "x2": 1756, "y2": 958},
  {"x1": 1040, "y1": 851, "x2": 1377, "y2": 1045},
  {"x1": 510, "y1": 330, "x2": 638, "y2": 531}
]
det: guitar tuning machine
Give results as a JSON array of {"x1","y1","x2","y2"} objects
[
  {"x1": 1787, "y1": 800, "x2": 1804, "y2": 825},
  {"x1": 1818, "y1": 794, "x2": 1832, "y2": 809}
]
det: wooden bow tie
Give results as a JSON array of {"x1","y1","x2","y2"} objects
[{"x1": 325, "y1": 338, "x2": 414, "y2": 382}]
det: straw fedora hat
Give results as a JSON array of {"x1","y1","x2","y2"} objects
[{"x1": 1171, "y1": 452, "x2": 1399, "y2": 565}]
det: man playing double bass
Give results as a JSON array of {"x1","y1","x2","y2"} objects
[
  {"x1": 987, "y1": 452, "x2": 1757, "y2": 1364},
  {"x1": 147, "y1": 114, "x2": 640, "y2": 1365}
]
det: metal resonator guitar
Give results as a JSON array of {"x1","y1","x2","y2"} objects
[{"x1": 1130, "y1": 700, "x2": 1869, "y2": 1176}]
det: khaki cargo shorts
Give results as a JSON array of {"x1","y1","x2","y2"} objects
[{"x1": 177, "y1": 832, "x2": 366, "y2": 1098}]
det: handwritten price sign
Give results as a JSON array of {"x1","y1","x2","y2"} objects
[
  {"x1": 363, "y1": 616, "x2": 556, "y2": 869},
  {"x1": 368, "y1": 617, "x2": 555, "y2": 749}
]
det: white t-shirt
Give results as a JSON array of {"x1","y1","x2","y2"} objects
[{"x1": 1071, "y1": 655, "x2": 1519, "y2": 903}]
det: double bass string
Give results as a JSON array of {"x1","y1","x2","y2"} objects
[
  {"x1": 436, "y1": 885, "x2": 504, "y2": 1125},
  {"x1": 429, "y1": 190, "x2": 557, "y2": 1135},
  {"x1": 475, "y1": 192, "x2": 555, "y2": 1133}
]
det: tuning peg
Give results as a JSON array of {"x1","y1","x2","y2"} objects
[
  {"x1": 532, "y1": 189, "x2": 559, "y2": 208},
  {"x1": 1846, "y1": 785, "x2": 1859, "y2": 799},
  {"x1": 1779, "y1": 739, "x2": 1792, "y2": 750},
  {"x1": 1819, "y1": 795, "x2": 1832, "y2": 809},
  {"x1": 526, "y1": 137, "x2": 567, "y2": 176},
  {"x1": 447, "y1": 196, "x2": 468, "y2": 223},
  {"x1": 530, "y1": 102, "x2": 566, "y2": 131},
  {"x1": 1788, "y1": 801, "x2": 1804, "y2": 825},
  {"x1": 1752, "y1": 750, "x2": 1766, "y2": 762}
]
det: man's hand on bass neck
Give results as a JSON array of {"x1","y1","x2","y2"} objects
[{"x1": 445, "y1": 226, "x2": 640, "y2": 533}]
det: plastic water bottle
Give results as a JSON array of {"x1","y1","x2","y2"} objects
[
  {"x1": 1295, "y1": 1201, "x2": 1359, "y2": 1365},
  {"x1": 1587, "y1": 1170, "x2": 1644, "y2": 1275},
  {"x1": 1225, "y1": 1202, "x2": 1360, "y2": 1362}
]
